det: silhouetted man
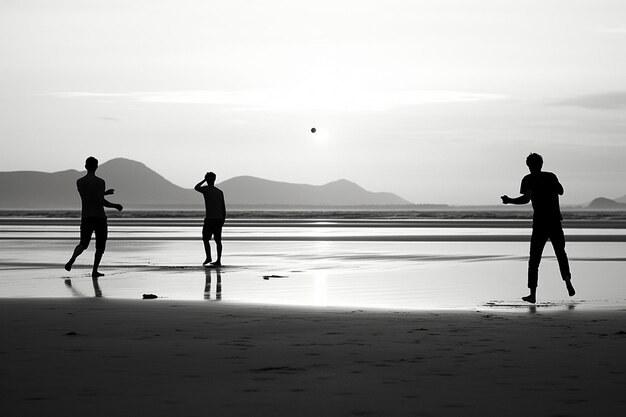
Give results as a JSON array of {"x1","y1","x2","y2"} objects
[
  {"x1": 195, "y1": 172, "x2": 226, "y2": 266},
  {"x1": 501, "y1": 153, "x2": 575, "y2": 303},
  {"x1": 65, "y1": 157, "x2": 123, "y2": 277}
]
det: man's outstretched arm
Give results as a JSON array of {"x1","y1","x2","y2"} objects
[
  {"x1": 99, "y1": 183, "x2": 123, "y2": 211},
  {"x1": 102, "y1": 199, "x2": 123, "y2": 211},
  {"x1": 501, "y1": 191, "x2": 531, "y2": 205}
]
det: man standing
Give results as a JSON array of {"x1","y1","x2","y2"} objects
[
  {"x1": 65, "y1": 157, "x2": 123, "y2": 277},
  {"x1": 501, "y1": 153, "x2": 575, "y2": 303},
  {"x1": 195, "y1": 172, "x2": 226, "y2": 266}
]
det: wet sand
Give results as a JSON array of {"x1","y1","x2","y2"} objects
[
  {"x1": 1, "y1": 216, "x2": 625, "y2": 415},
  {"x1": 2, "y1": 235, "x2": 625, "y2": 309},
  {"x1": 1, "y1": 298, "x2": 625, "y2": 417}
]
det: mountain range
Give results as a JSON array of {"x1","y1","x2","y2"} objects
[
  {"x1": 1, "y1": 158, "x2": 624, "y2": 210},
  {"x1": 587, "y1": 197, "x2": 626, "y2": 209},
  {"x1": 0, "y1": 158, "x2": 412, "y2": 209}
]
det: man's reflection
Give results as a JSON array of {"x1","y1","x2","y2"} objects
[
  {"x1": 204, "y1": 267, "x2": 222, "y2": 301},
  {"x1": 64, "y1": 276, "x2": 103, "y2": 298},
  {"x1": 92, "y1": 276, "x2": 103, "y2": 297}
]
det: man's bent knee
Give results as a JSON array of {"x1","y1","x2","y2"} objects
[{"x1": 73, "y1": 244, "x2": 87, "y2": 256}]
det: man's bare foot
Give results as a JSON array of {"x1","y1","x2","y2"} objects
[
  {"x1": 522, "y1": 294, "x2": 536, "y2": 304},
  {"x1": 65, "y1": 260, "x2": 74, "y2": 271},
  {"x1": 92, "y1": 271, "x2": 104, "y2": 278},
  {"x1": 566, "y1": 280, "x2": 576, "y2": 296},
  {"x1": 203, "y1": 258, "x2": 212, "y2": 266},
  {"x1": 210, "y1": 261, "x2": 222, "y2": 267}
]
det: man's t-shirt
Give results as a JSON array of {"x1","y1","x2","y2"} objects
[
  {"x1": 520, "y1": 171, "x2": 563, "y2": 222},
  {"x1": 198, "y1": 186, "x2": 226, "y2": 220},
  {"x1": 77, "y1": 175, "x2": 107, "y2": 219}
]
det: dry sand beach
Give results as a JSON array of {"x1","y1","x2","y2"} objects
[
  {"x1": 1, "y1": 215, "x2": 625, "y2": 416},
  {"x1": 1, "y1": 299, "x2": 625, "y2": 417}
]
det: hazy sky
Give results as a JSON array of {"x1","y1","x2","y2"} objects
[{"x1": 1, "y1": 0, "x2": 625, "y2": 205}]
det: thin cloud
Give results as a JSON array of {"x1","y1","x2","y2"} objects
[
  {"x1": 51, "y1": 89, "x2": 506, "y2": 112},
  {"x1": 554, "y1": 92, "x2": 626, "y2": 109}
]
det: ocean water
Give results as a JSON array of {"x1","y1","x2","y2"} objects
[{"x1": 1, "y1": 217, "x2": 625, "y2": 311}]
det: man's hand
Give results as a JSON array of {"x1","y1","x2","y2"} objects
[
  {"x1": 501, "y1": 192, "x2": 531, "y2": 205},
  {"x1": 105, "y1": 189, "x2": 115, "y2": 196},
  {"x1": 115, "y1": 204, "x2": 123, "y2": 212}
]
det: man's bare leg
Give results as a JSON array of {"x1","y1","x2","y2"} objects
[
  {"x1": 522, "y1": 287, "x2": 537, "y2": 304},
  {"x1": 203, "y1": 238, "x2": 212, "y2": 265},
  {"x1": 65, "y1": 244, "x2": 85, "y2": 271},
  {"x1": 210, "y1": 239, "x2": 223, "y2": 266},
  {"x1": 565, "y1": 279, "x2": 576, "y2": 296},
  {"x1": 92, "y1": 250, "x2": 104, "y2": 278}
]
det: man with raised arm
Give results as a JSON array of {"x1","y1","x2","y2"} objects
[
  {"x1": 195, "y1": 172, "x2": 226, "y2": 266},
  {"x1": 65, "y1": 157, "x2": 123, "y2": 277},
  {"x1": 501, "y1": 153, "x2": 575, "y2": 303}
]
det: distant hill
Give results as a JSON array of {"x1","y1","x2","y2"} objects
[
  {"x1": 0, "y1": 158, "x2": 412, "y2": 209},
  {"x1": 219, "y1": 176, "x2": 411, "y2": 206},
  {"x1": 0, "y1": 169, "x2": 84, "y2": 209},
  {"x1": 587, "y1": 197, "x2": 626, "y2": 210},
  {"x1": 0, "y1": 159, "x2": 197, "y2": 209},
  {"x1": 96, "y1": 159, "x2": 197, "y2": 208},
  {"x1": 615, "y1": 195, "x2": 626, "y2": 204}
]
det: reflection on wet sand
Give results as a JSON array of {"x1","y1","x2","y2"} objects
[
  {"x1": 2, "y1": 236, "x2": 624, "y2": 310},
  {"x1": 64, "y1": 277, "x2": 102, "y2": 298},
  {"x1": 204, "y1": 267, "x2": 222, "y2": 301},
  {"x1": 63, "y1": 267, "x2": 225, "y2": 301},
  {"x1": 482, "y1": 300, "x2": 579, "y2": 314}
]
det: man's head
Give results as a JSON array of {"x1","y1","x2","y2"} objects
[
  {"x1": 205, "y1": 172, "x2": 216, "y2": 185},
  {"x1": 526, "y1": 153, "x2": 543, "y2": 173},
  {"x1": 85, "y1": 156, "x2": 99, "y2": 172}
]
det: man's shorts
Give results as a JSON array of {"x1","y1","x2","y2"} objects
[
  {"x1": 79, "y1": 217, "x2": 108, "y2": 252},
  {"x1": 203, "y1": 218, "x2": 224, "y2": 239}
]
